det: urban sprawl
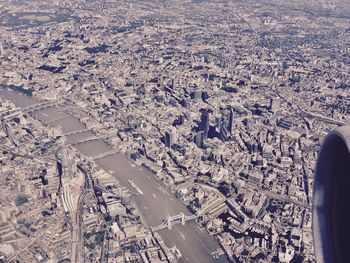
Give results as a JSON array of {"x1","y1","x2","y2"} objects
[{"x1": 0, "y1": 0, "x2": 349, "y2": 263}]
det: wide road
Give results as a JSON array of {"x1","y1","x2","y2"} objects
[{"x1": 0, "y1": 87, "x2": 228, "y2": 263}]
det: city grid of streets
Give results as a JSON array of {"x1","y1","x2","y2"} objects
[{"x1": 0, "y1": 0, "x2": 350, "y2": 262}]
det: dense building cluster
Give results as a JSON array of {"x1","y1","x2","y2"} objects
[{"x1": 0, "y1": 0, "x2": 349, "y2": 262}]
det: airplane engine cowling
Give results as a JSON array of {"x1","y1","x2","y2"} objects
[{"x1": 313, "y1": 126, "x2": 350, "y2": 263}]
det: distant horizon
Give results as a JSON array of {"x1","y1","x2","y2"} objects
[{"x1": 0, "y1": 0, "x2": 349, "y2": 262}]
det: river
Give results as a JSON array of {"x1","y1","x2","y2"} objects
[{"x1": 0, "y1": 87, "x2": 228, "y2": 263}]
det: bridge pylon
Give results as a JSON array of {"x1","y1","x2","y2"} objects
[
  {"x1": 167, "y1": 216, "x2": 172, "y2": 230},
  {"x1": 181, "y1": 212, "x2": 185, "y2": 226}
]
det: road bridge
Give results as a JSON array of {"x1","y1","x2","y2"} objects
[
  {"x1": 22, "y1": 100, "x2": 60, "y2": 113},
  {"x1": 301, "y1": 110, "x2": 347, "y2": 126},
  {"x1": 152, "y1": 213, "x2": 197, "y2": 231},
  {"x1": 92, "y1": 149, "x2": 119, "y2": 160},
  {"x1": 46, "y1": 115, "x2": 71, "y2": 124},
  {"x1": 68, "y1": 136, "x2": 99, "y2": 146},
  {"x1": 0, "y1": 107, "x2": 21, "y2": 119},
  {"x1": 67, "y1": 133, "x2": 116, "y2": 146},
  {"x1": 63, "y1": 128, "x2": 92, "y2": 137}
]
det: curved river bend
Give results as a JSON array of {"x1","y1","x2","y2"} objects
[{"x1": 0, "y1": 88, "x2": 227, "y2": 263}]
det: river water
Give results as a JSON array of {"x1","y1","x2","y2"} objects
[{"x1": 0, "y1": 87, "x2": 228, "y2": 263}]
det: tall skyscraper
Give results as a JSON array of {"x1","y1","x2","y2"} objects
[
  {"x1": 0, "y1": 44, "x2": 3, "y2": 58},
  {"x1": 165, "y1": 127, "x2": 177, "y2": 148},
  {"x1": 191, "y1": 90, "x2": 202, "y2": 101},
  {"x1": 172, "y1": 77, "x2": 176, "y2": 90},
  {"x1": 228, "y1": 108, "x2": 235, "y2": 134},
  {"x1": 199, "y1": 109, "x2": 210, "y2": 139},
  {"x1": 159, "y1": 76, "x2": 164, "y2": 88},
  {"x1": 219, "y1": 124, "x2": 229, "y2": 142},
  {"x1": 194, "y1": 131, "x2": 204, "y2": 148},
  {"x1": 202, "y1": 91, "x2": 209, "y2": 102},
  {"x1": 270, "y1": 98, "x2": 281, "y2": 113},
  {"x1": 215, "y1": 115, "x2": 223, "y2": 132}
]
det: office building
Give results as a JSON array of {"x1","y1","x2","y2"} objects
[
  {"x1": 165, "y1": 127, "x2": 177, "y2": 148},
  {"x1": 270, "y1": 98, "x2": 281, "y2": 113},
  {"x1": 228, "y1": 108, "x2": 235, "y2": 134},
  {"x1": 199, "y1": 109, "x2": 210, "y2": 139},
  {"x1": 194, "y1": 131, "x2": 205, "y2": 148},
  {"x1": 159, "y1": 76, "x2": 164, "y2": 88},
  {"x1": 172, "y1": 77, "x2": 176, "y2": 90}
]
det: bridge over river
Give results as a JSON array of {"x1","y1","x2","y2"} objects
[
  {"x1": 152, "y1": 213, "x2": 198, "y2": 231},
  {"x1": 0, "y1": 87, "x2": 228, "y2": 263}
]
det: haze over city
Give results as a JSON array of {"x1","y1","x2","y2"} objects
[{"x1": 0, "y1": 0, "x2": 349, "y2": 262}]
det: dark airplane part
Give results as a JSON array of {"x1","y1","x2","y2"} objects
[{"x1": 313, "y1": 126, "x2": 350, "y2": 263}]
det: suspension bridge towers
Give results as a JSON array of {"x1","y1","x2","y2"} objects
[
  {"x1": 153, "y1": 213, "x2": 197, "y2": 231},
  {"x1": 167, "y1": 216, "x2": 172, "y2": 230},
  {"x1": 166, "y1": 213, "x2": 187, "y2": 230},
  {"x1": 181, "y1": 212, "x2": 185, "y2": 226}
]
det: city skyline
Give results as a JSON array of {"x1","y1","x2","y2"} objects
[{"x1": 0, "y1": 0, "x2": 349, "y2": 262}]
